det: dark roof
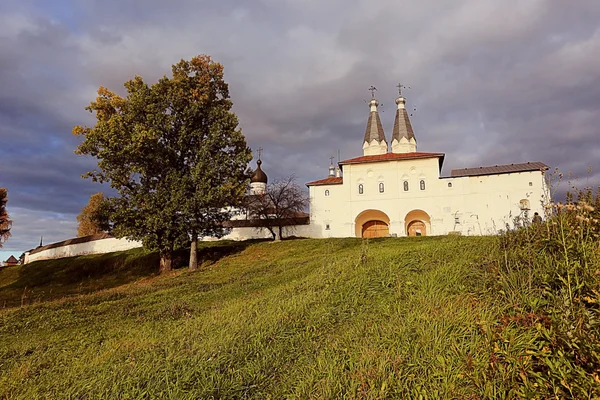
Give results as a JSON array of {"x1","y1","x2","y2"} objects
[
  {"x1": 363, "y1": 110, "x2": 387, "y2": 144},
  {"x1": 391, "y1": 106, "x2": 415, "y2": 143},
  {"x1": 4, "y1": 255, "x2": 18, "y2": 264},
  {"x1": 450, "y1": 162, "x2": 549, "y2": 178},
  {"x1": 250, "y1": 160, "x2": 268, "y2": 183},
  {"x1": 29, "y1": 233, "x2": 113, "y2": 255},
  {"x1": 306, "y1": 177, "x2": 343, "y2": 186},
  {"x1": 224, "y1": 213, "x2": 309, "y2": 228},
  {"x1": 340, "y1": 152, "x2": 445, "y2": 166}
]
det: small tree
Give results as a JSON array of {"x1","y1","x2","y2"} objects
[
  {"x1": 73, "y1": 55, "x2": 251, "y2": 273},
  {"x1": 0, "y1": 188, "x2": 11, "y2": 248},
  {"x1": 77, "y1": 192, "x2": 109, "y2": 237},
  {"x1": 246, "y1": 176, "x2": 309, "y2": 240}
]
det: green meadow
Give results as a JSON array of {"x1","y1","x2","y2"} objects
[{"x1": 0, "y1": 228, "x2": 598, "y2": 398}]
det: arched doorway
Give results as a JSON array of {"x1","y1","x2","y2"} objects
[
  {"x1": 405, "y1": 210, "x2": 431, "y2": 237},
  {"x1": 355, "y1": 209, "x2": 391, "y2": 238},
  {"x1": 407, "y1": 220, "x2": 426, "y2": 236}
]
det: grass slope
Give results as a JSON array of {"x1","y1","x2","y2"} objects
[{"x1": 1, "y1": 234, "x2": 595, "y2": 398}]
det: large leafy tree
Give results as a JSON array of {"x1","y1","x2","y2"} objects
[
  {"x1": 76, "y1": 192, "x2": 109, "y2": 237},
  {"x1": 0, "y1": 188, "x2": 11, "y2": 248},
  {"x1": 73, "y1": 55, "x2": 251, "y2": 273}
]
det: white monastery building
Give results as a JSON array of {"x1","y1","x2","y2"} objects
[{"x1": 305, "y1": 88, "x2": 550, "y2": 238}]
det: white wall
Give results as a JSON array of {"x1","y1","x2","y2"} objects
[
  {"x1": 309, "y1": 157, "x2": 549, "y2": 238},
  {"x1": 25, "y1": 237, "x2": 142, "y2": 264}
]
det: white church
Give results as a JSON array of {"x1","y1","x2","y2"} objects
[{"x1": 303, "y1": 88, "x2": 550, "y2": 238}]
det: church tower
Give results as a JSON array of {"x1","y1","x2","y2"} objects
[
  {"x1": 250, "y1": 157, "x2": 268, "y2": 195},
  {"x1": 362, "y1": 87, "x2": 388, "y2": 156},
  {"x1": 391, "y1": 86, "x2": 417, "y2": 153}
]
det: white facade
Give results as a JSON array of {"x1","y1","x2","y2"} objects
[
  {"x1": 307, "y1": 93, "x2": 550, "y2": 238},
  {"x1": 308, "y1": 157, "x2": 549, "y2": 238}
]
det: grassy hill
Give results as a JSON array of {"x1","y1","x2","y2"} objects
[{"x1": 0, "y1": 232, "x2": 598, "y2": 398}]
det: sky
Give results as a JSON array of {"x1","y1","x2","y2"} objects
[{"x1": 1, "y1": 0, "x2": 600, "y2": 260}]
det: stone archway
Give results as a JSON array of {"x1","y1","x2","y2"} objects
[
  {"x1": 405, "y1": 210, "x2": 431, "y2": 237},
  {"x1": 355, "y1": 209, "x2": 391, "y2": 238}
]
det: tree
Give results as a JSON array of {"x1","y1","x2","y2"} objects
[
  {"x1": 0, "y1": 188, "x2": 11, "y2": 248},
  {"x1": 73, "y1": 55, "x2": 251, "y2": 273},
  {"x1": 245, "y1": 176, "x2": 309, "y2": 240},
  {"x1": 77, "y1": 192, "x2": 109, "y2": 237}
]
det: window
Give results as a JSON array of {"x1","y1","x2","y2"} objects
[
  {"x1": 529, "y1": 182, "x2": 533, "y2": 187},
  {"x1": 379, "y1": 182, "x2": 384, "y2": 193},
  {"x1": 448, "y1": 182, "x2": 452, "y2": 188},
  {"x1": 403, "y1": 181, "x2": 409, "y2": 191},
  {"x1": 324, "y1": 189, "x2": 330, "y2": 196},
  {"x1": 420, "y1": 180, "x2": 426, "y2": 190},
  {"x1": 325, "y1": 224, "x2": 330, "y2": 230},
  {"x1": 358, "y1": 184, "x2": 364, "y2": 194}
]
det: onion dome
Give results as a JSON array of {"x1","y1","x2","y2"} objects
[{"x1": 250, "y1": 159, "x2": 268, "y2": 184}]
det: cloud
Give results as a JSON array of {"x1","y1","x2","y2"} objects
[{"x1": 1, "y1": 0, "x2": 600, "y2": 253}]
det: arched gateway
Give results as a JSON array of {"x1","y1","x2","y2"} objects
[
  {"x1": 355, "y1": 210, "x2": 390, "y2": 238},
  {"x1": 405, "y1": 209, "x2": 431, "y2": 236}
]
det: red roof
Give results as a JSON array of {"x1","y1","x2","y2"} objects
[
  {"x1": 306, "y1": 176, "x2": 343, "y2": 186},
  {"x1": 339, "y1": 152, "x2": 445, "y2": 165},
  {"x1": 450, "y1": 162, "x2": 549, "y2": 178}
]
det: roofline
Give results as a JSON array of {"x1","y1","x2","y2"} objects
[
  {"x1": 339, "y1": 152, "x2": 445, "y2": 165},
  {"x1": 449, "y1": 163, "x2": 549, "y2": 178},
  {"x1": 306, "y1": 180, "x2": 344, "y2": 187}
]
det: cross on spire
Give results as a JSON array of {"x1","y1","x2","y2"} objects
[
  {"x1": 368, "y1": 85, "x2": 377, "y2": 99},
  {"x1": 257, "y1": 147, "x2": 263, "y2": 160},
  {"x1": 329, "y1": 156, "x2": 335, "y2": 165},
  {"x1": 396, "y1": 83, "x2": 410, "y2": 96}
]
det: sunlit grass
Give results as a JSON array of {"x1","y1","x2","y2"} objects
[{"x1": 0, "y1": 229, "x2": 597, "y2": 398}]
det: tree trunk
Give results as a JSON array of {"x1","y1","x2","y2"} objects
[
  {"x1": 189, "y1": 234, "x2": 198, "y2": 271},
  {"x1": 275, "y1": 226, "x2": 282, "y2": 241},
  {"x1": 159, "y1": 249, "x2": 173, "y2": 274}
]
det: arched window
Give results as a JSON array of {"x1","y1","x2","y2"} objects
[
  {"x1": 448, "y1": 182, "x2": 452, "y2": 188},
  {"x1": 403, "y1": 181, "x2": 409, "y2": 191},
  {"x1": 420, "y1": 180, "x2": 426, "y2": 190},
  {"x1": 358, "y1": 184, "x2": 364, "y2": 194},
  {"x1": 325, "y1": 189, "x2": 330, "y2": 196},
  {"x1": 379, "y1": 182, "x2": 384, "y2": 193}
]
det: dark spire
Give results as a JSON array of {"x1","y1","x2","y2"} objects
[
  {"x1": 363, "y1": 97, "x2": 387, "y2": 145},
  {"x1": 391, "y1": 95, "x2": 415, "y2": 143}
]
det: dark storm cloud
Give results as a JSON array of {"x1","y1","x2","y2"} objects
[{"x1": 1, "y1": 0, "x2": 600, "y2": 254}]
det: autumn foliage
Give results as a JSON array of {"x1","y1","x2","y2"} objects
[{"x1": 0, "y1": 188, "x2": 11, "y2": 248}]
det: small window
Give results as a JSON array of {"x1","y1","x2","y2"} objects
[
  {"x1": 358, "y1": 184, "x2": 364, "y2": 194},
  {"x1": 448, "y1": 182, "x2": 452, "y2": 188},
  {"x1": 529, "y1": 182, "x2": 533, "y2": 187},
  {"x1": 403, "y1": 181, "x2": 409, "y2": 191},
  {"x1": 379, "y1": 182, "x2": 384, "y2": 193},
  {"x1": 325, "y1": 224, "x2": 330, "y2": 230},
  {"x1": 324, "y1": 189, "x2": 330, "y2": 196},
  {"x1": 420, "y1": 180, "x2": 426, "y2": 190}
]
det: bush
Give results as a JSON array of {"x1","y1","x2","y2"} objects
[{"x1": 489, "y1": 186, "x2": 600, "y2": 397}]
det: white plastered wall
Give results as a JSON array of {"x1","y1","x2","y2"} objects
[
  {"x1": 309, "y1": 158, "x2": 549, "y2": 238},
  {"x1": 25, "y1": 237, "x2": 142, "y2": 264}
]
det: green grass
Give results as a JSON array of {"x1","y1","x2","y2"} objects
[{"x1": 0, "y1": 235, "x2": 593, "y2": 398}]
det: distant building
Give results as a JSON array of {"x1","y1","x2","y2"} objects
[
  {"x1": 2, "y1": 255, "x2": 18, "y2": 267},
  {"x1": 306, "y1": 89, "x2": 550, "y2": 238}
]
